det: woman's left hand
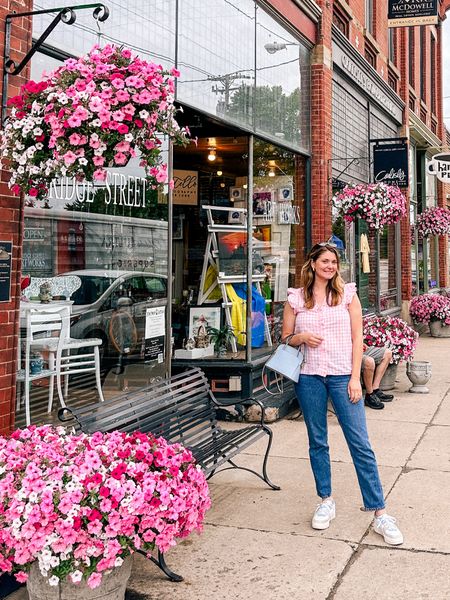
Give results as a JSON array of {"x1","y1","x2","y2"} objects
[{"x1": 348, "y1": 377, "x2": 362, "y2": 403}]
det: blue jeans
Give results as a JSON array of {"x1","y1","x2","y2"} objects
[{"x1": 295, "y1": 374, "x2": 385, "y2": 511}]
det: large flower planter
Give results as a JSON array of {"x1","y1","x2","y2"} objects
[
  {"x1": 27, "y1": 556, "x2": 133, "y2": 600},
  {"x1": 429, "y1": 320, "x2": 450, "y2": 338},
  {"x1": 379, "y1": 363, "x2": 398, "y2": 391}
]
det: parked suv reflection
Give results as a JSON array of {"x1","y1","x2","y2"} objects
[{"x1": 56, "y1": 269, "x2": 167, "y2": 362}]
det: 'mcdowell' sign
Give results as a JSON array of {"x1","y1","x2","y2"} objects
[{"x1": 427, "y1": 154, "x2": 450, "y2": 183}]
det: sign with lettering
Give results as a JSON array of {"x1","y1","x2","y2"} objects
[
  {"x1": 332, "y1": 44, "x2": 403, "y2": 123},
  {"x1": 373, "y1": 141, "x2": 409, "y2": 188},
  {"x1": 144, "y1": 306, "x2": 165, "y2": 362},
  {"x1": 0, "y1": 241, "x2": 12, "y2": 303},
  {"x1": 388, "y1": 0, "x2": 438, "y2": 27},
  {"x1": 172, "y1": 170, "x2": 198, "y2": 205},
  {"x1": 47, "y1": 172, "x2": 148, "y2": 208},
  {"x1": 427, "y1": 153, "x2": 450, "y2": 183}
]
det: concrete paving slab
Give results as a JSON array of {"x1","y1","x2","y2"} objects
[
  {"x1": 240, "y1": 413, "x2": 425, "y2": 469},
  {"x1": 334, "y1": 546, "x2": 450, "y2": 600},
  {"x1": 433, "y1": 394, "x2": 450, "y2": 425},
  {"x1": 407, "y1": 424, "x2": 450, "y2": 471},
  {"x1": 127, "y1": 525, "x2": 354, "y2": 600},
  {"x1": 206, "y1": 454, "x2": 400, "y2": 544},
  {"x1": 363, "y1": 469, "x2": 450, "y2": 552}
]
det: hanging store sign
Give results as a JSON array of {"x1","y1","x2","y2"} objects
[
  {"x1": 427, "y1": 153, "x2": 450, "y2": 183},
  {"x1": 373, "y1": 140, "x2": 409, "y2": 188},
  {"x1": 173, "y1": 170, "x2": 198, "y2": 205},
  {"x1": 388, "y1": 0, "x2": 438, "y2": 27}
]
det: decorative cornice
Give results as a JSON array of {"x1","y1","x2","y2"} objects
[
  {"x1": 409, "y1": 111, "x2": 442, "y2": 151},
  {"x1": 332, "y1": 25, "x2": 405, "y2": 114},
  {"x1": 292, "y1": 0, "x2": 322, "y2": 23}
]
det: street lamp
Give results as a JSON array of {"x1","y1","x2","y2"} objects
[{"x1": 264, "y1": 41, "x2": 298, "y2": 54}]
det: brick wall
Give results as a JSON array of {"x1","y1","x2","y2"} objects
[{"x1": 0, "y1": 0, "x2": 32, "y2": 435}]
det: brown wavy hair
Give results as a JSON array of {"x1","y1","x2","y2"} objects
[{"x1": 300, "y1": 244, "x2": 345, "y2": 308}]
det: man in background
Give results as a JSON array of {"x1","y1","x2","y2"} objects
[{"x1": 362, "y1": 344, "x2": 395, "y2": 410}]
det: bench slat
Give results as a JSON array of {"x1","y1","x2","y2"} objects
[{"x1": 62, "y1": 367, "x2": 274, "y2": 488}]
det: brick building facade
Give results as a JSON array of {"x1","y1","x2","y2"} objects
[{"x1": 0, "y1": 0, "x2": 448, "y2": 434}]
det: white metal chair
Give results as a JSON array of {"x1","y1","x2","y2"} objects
[
  {"x1": 32, "y1": 334, "x2": 105, "y2": 413},
  {"x1": 17, "y1": 305, "x2": 70, "y2": 426}
]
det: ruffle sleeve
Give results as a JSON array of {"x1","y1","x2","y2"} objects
[
  {"x1": 287, "y1": 287, "x2": 304, "y2": 314},
  {"x1": 344, "y1": 282, "x2": 357, "y2": 306}
]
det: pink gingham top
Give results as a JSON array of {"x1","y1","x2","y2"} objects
[{"x1": 287, "y1": 283, "x2": 357, "y2": 376}]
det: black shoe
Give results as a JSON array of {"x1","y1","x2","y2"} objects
[
  {"x1": 374, "y1": 389, "x2": 394, "y2": 402},
  {"x1": 364, "y1": 393, "x2": 384, "y2": 410}
]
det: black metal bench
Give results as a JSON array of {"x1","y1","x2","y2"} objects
[{"x1": 59, "y1": 367, "x2": 279, "y2": 581}]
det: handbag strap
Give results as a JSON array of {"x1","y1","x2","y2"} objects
[{"x1": 261, "y1": 334, "x2": 301, "y2": 396}]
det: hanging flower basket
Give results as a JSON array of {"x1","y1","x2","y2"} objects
[
  {"x1": 332, "y1": 182, "x2": 406, "y2": 231},
  {"x1": 415, "y1": 206, "x2": 450, "y2": 237},
  {"x1": 0, "y1": 45, "x2": 190, "y2": 201},
  {"x1": 363, "y1": 315, "x2": 418, "y2": 364}
]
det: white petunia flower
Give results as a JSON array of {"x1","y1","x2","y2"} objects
[{"x1": 70, "y1": 570, "x2": 83, "y2": 583}]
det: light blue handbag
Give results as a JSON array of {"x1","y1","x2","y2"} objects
[{"x1": 263, "y1": 336, "x2": 305, "y2": 394}]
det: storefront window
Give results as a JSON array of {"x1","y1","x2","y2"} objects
[
  {"x1": 170, "y1": 117, "x2": 304, "y2": 360},
  {"x1": 410, "y1": 201, "x2": 419, "y2": 295},
  {"x1": 177, "y1": 1, "x2": 311, "y2": 153},
  {"x1": 252, "y1": 138, "x2": 304, "y2": 345},
  {"x1": 33, "y1": 0, "x2": 176, "y2": 68},
  {"x1": 379, "y1": 224, "x2": 398, "y2": 310},
  {"x1": 254, "y1": 6, "x2": 311, "y2": 151},
  {"x1": 177, "y1": 0, "x2": 255, "y2": 129},
  {"x1": 16, "y1": 51, "x2": 171, "y2": 425},
  {"x1": 331, "y1": 188, "x2": 352, "y2": 283}
]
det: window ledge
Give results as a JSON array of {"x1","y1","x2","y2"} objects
[
  {"x1": 334, "y1": 0, "x2": 354, "y2": 20},
  {"x1": 388, "y1": 60, "x2": 400, "y2": 79},
  {"x1": 364, "y1": 30, "x2": 381, "y2": 54}
]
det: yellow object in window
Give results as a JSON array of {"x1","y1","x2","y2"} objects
[{"x1": 360, "y1": 234, "x2": 371, "y2": 274}]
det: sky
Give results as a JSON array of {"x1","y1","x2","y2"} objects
[{"x1": 444, "y1": 17, "x2": 450, "y2": 134}]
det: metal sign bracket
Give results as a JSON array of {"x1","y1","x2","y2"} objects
[{"x1": 2, "y1": 3, "x2": 109, "y2": 124}]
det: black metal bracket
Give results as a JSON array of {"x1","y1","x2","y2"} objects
[{"x1": 2, "y1": 3, "x2": 109, "y2": 124}]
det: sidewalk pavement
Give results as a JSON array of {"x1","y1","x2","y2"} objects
[{"x1": 8, "y1": 334, "x2": 450, "y2": 600}]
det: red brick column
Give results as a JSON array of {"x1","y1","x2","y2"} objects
[
  {"x1": 310, "y1": 2, "x2": 333, "y2": 245},
  {"x1": 0, "y1": 1, "x2": 32, "y2": 435}
]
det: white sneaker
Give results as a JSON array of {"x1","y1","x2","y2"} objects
[
  {"x1": 312, "y1": 499, "x2": 336, "y2": 530},
  {"x1": 373, "y1": 514, "x2": 404, "y2": 545}
]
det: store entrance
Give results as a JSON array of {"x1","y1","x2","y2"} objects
[{"x1": 172, "y1": 112, "x2": 250, "y2": 356}]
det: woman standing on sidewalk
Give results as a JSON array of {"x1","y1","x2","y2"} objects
[{"x1": 281, "y1": 242, "x2": 403, "y2": 545}]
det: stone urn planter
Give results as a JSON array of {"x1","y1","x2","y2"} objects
[
  {"x1": 27, "y1": 556, "x2": 133, "y2": 600},
  {"x1": 379, "y1": 362, "x2": 398, "y2": 391},
  {"x1": 406, "y1": 361, "x2": 431, "y2": 394},
  {"x1": 429, "y1": 320, "x2": 450, "y2": 338}
]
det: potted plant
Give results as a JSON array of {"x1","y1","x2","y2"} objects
[
  {"x1": 332, "y1": 182, "x2": 406, "y2": 231},
  {"x1": 409, "y1": 293, "x2": 450, "y2": 337},
  {"x1": 363, "y1": 315, "x2": 419, "y2": 389},
  {"x1": 0, "y1": 426, "x2": 211, "y2": 598},
  {"x1": 206, "y1": 324, "x2": 236, "y2": 357},
  {"x1": 0, "y1": 45, "x2": 190, "y2": 202},
  {"x1": 416, "y1": 207, "x2": 450, "y2": 238}
]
